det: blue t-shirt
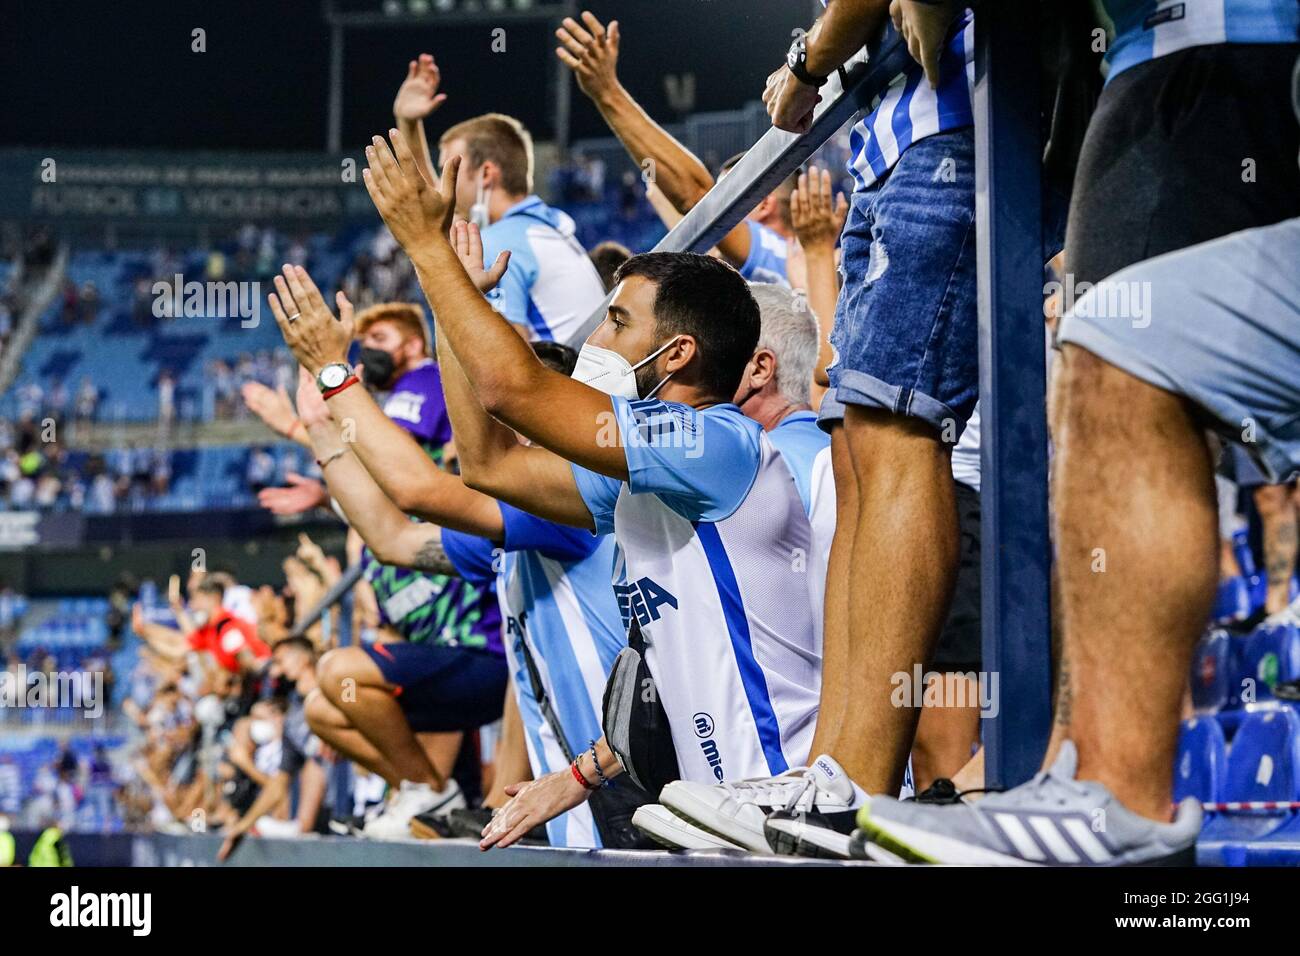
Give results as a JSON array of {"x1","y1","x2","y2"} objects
[
  {"x1": 570, "y1": 398, "x2": 762, "y2": 534},
  {"x1": 738, "y1": 221, "x2": 791, "y2": 286},
  {"x1": 481, "y1": 196, "x2": 607, "y2": 344}
]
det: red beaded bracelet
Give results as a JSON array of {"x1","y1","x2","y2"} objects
[{"x1": 570, "y1": 757, "x2": 599, "y2": 791}]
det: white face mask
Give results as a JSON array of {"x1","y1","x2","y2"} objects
[
  {"x1": 469, "y1": 171, "x2": 491, "y2": 230},
  {"x1": 250, "y1": 719, "x2": 277, "y2": 746},
  {"x1": 571, "y1": 337, "x2": 681, "y2": 400}
]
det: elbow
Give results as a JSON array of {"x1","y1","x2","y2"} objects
[{"x1": 460, "y1": 465, "x2": 499, "y2": 499}]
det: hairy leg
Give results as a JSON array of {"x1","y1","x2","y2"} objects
[{"x1": 1053, "y1": 346, "x2": 1216, "y2": 820}]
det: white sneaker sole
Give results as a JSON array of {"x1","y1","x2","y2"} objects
[
  {"x1": 632, "y1": 805, "x2": 745, "y2": 851},
  {"x1": 658, "y1": 782, "x2": 772, "y2": 853},
  {"x1": 857, "y1": 808, "x2": 1040, "y2": 866}
]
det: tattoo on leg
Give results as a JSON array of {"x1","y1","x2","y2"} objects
[
  {"x1": 1054, "y1": 650, "x2": 1073, "y2": 729},
  {"x1": 1264, "y1": 515, "x2": 1297, "y2": 589}
]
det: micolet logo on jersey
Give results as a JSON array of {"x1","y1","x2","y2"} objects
[{"x1": 694, "y1": 712, "x2": 725, "y2": 781}]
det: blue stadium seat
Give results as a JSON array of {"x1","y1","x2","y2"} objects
[
  {"x1": 1198, "y1": 708, "x2": 1300, "y2": 865},
  {"x1": 1237, "y1": 622, "x2": 1300, "y2": 705},
  {"x1": 1175, "y1": 717, "x2": 1226, "y2": 804},
  {"x1": 1190, "y1": 629, "x2": 1231, "y2": 713}
]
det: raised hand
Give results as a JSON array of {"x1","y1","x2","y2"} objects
[
  {"x1": 268, "y1": 265, "x2": 354, "y2": 376},
  {"x1": 256, "y1": 473, "x2": 329, "y2": 516},
  {"x1": 241, "y1": 380, "x2": 299, "y2": 439},
  {"x1": 363, "y1": 129, "x2": 458, "y2": 255},
  {"x1": 393, "y1": 53, "x2": 447, "y2": 121},
  {"x1": 451, "y1": 219, "x2": 511, "y2": 293},
  {"x1": 555, "y1": 12, "x2": 621, "y2": 104},
  {"x1": 790, "y1": 165, "x2": 848, "y2": 253}
]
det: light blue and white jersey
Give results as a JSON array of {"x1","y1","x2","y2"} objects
[
  {"x1": 1103, "y1": 0, "x2": 1299, "y2": 82},
  {"x1": 442, "y1": 505, "x2": 624, "y2": 848},
  {"x1": 767, "y1": 410, "x2": 835, "y2": 653},
  {"x1": 573, "y1": 398, "x2": 821, "y2": 785},
  {"x1": 739, "y1": 220, "x2": 791, "y2": 286},
  {"x1": 481, "y1": 196, "x2": 607, "y2": 344},
  {"x1": 841, "y1": 7, "x2": 975, "y2": 191}
]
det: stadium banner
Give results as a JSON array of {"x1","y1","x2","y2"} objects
[
  {"x1": 0, "y1": 148, "x2": 377, "y2": 231},
  {"x1": 0, "y1": 511, "x2": 83, "y2": 550}
]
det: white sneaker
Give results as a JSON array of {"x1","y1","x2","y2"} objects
[
  {"x1": 632, "y1": 804, "x2": 746, "y2": 851},
  {"x1": 360, "y1": 780, "x2": 464, "y2": 841},
  {"x1": 659, "y1": 754, "x2": 859, "y2": 853}
]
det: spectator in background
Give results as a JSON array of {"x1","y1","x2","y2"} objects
[
  {"x1": 78, "y1": 281, "x2": 100, "y2": 325},
  {"x1": 246, "y1": 447, "x2": 276, "y2": 494},
  {"x1": 0, "y1": 755, "x2": 21, "y2": 816},
  {"x1": 74, "y1": 377, "x2": 98, "y2": 425},
  {"x1": 391, "y1": 53, "x2": 606, "y2": 343},
  {"x1": 586, "y1": 240, "x2": 631, "y2": 293},
  {"x1": 157, "y1": 370, "x2": 176, "y2": 427},
  {"x1": 556, "y1": 14, "x2": 795, "y2": 286}
]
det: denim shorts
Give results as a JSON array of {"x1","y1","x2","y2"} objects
[
  {"x1": 1058, "y1": 217, "x2": 1300, "y2": 485},
  {"x1": 825, "y1": 127, "x2": 978, "y2": 436}
]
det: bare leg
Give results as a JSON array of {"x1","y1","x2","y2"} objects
[
  {"x1": 1053, "y1": 346, "x2": 1216, "y2": 821},
  {"x1": 950, "y1": 746, "x2": 984, "y2": 793},
  {"x1": 807, "y1": 425, "x2": 856, "y2": 759},
  {"x1": 1254, "y1": 483, "x2": 1298, "y2": 614},
  {"x1": 911, "y1": 673, "x2": 980, "y2": 792},
  {"x1": 305, "y1": 689, "x2": 403, "y2": 786},
  {"x1": 484, "y1": 687, "x2": 533, "y2": 809},
  {"x1": 316, "y1": 647, "x2": 444, "y2": 788},
  {"x1": 834, "y1": 406, "x2": 959, "y2": 793},
  {"x1": 418, "y1": 732, "x2": 463, "y2": 783}
]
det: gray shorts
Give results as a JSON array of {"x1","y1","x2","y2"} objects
[{"x1": 1057, "y1": 217, "x2": 1300, "y2": 485}]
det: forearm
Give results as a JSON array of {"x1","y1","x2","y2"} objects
[
  {"x1": 434, "y1": 304, "x2": 528, "y2": 483},
  {"x1": 307, "y1": 421, "x2": 421, "y2": 548},
  {"x1": 323, "y1": 383, "x2": 499, "y2": 536},
  {"x1": 233, "y1": 773, "x2": 289, "y2": 835},
  {"x1": 574, "y1": 736, "x2": 624, "y2": 784},
  {"x1": 592, "y1": 85, "x2": 715, "y2": 213},
  {"x1": 802, "y1": 246, "x2": 840, "y2": 388},
  {"x1": 410, "y1": 240, "x2": 547, "y2": 419},
  {"x1": 396, "y1": 116, "x2": 436, "y2": 185},
  {"x1": 805, "y1": 0, "x2": 892, "y2": 77}
]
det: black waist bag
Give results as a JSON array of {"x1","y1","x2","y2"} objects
[{"x1": 600, "y1": 621, "x2": 681, "y2": 802}]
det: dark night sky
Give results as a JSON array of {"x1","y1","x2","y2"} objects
[{"x1": 1, "y1": 0, "x2": 818, "y2": 152}]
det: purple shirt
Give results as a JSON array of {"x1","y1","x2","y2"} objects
[{"x1": 384, "y1": 361, "x2": 453, "y2": 451}]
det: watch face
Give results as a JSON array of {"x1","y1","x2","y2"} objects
[
  {"x1": 787, "y1": 41, "x2": 801, "y2": 71},
  {"x1": 319, "y1": 365, "x2": 348, "y2": 389}
]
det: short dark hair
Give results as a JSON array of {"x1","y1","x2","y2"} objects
[
  {"x1": 273, "y1": 635, "x2": 316, "y2": 660},
  {"x1": 588, "y1": 240, "x2": 633, "y2": 293},
  {"x1": 194, "y1": 578, "x2": 225, "y2": 598},
  {"x1": 612, "y1": 252, "x2": 759, "y2": 400},
  {"x1": 531, "y1": 340, "x2": 578, "y2": 377}
]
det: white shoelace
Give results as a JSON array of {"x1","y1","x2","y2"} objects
[{"x1": 719, "y1": 770, "x2": 820, "y2": 811}]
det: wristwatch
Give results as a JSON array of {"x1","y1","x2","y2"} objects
[
  {"x1": 786, "y1": 33, "x2": 827, "y2": 88},
  {"x1": 315, "y1": 362, "x2": 355, "y2": 397}
]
